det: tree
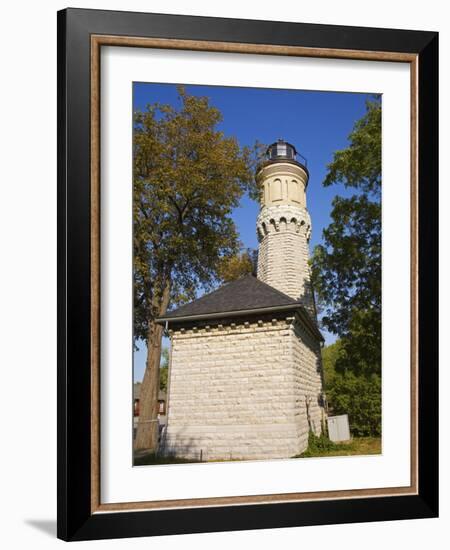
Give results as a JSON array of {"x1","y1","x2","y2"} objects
[
  {"x1": 216, "y1": 248, "x2": 256, "y2": 283},
  {"x1": 159, "y1": 348, "x2": 169, "y2": 393},
  {"x1": 321, "y1": 340, "x2": 381, "y2": 436},
  {"x1": 133, "y1": 86, "x2": 256, "y2": 450},
  {"x1": 327, "y1": 369, "x2": 381, "y2": 436},
  {"x1": 311, "y1": 98, "x2": 381, "y2": 379},
  {"x1": 321, "y1": 340, "x2": 343, "y2": 388},
  {"x1": 312, "y1": 98, "x2": 382, "y2": 436}
]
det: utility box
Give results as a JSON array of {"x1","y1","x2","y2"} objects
[{"x1": 327, "y1": 414, "x2": 351, "y2": 442}]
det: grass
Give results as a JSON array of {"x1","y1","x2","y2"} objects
[
  {"x1": 134, "y1": 434, "x2": 381, "y2": 465},
  {"x1": 294, "y1": 432, "x2": 381, "y2": 459},
  {"x1": 134, "y1": 451, "x2": 198, "y2": 466}
]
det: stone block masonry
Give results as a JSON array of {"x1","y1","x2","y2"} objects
[
  {"x1": 163, "y1": 316, "x2": 325, "y2": 461},
  {"x1": 255, "y1": 156, "x2": 317, "y2": 319},
  {"x1": 257, "y1": 204, "x2": 316, "y2": 317},
  {"x1": 158, "y1": 142, "x2": 327, "y2": 463}
]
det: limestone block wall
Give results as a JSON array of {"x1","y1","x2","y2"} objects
[
  {"x1": 290, "y1": 320, "x2": 326, "y2": 447},
  {"x1": 163, "y1": 316, "x2": 325, "y2": 461},
  {"x1": 256, "y1": 205, "x2": 316, "y2": 318}
]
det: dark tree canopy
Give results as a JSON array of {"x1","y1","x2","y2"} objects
[
  {"x1": 159, "y1": 348, "x2": 169, "y2": 393},
  {"x1": 134, "y1": 86, "x2": 258, "y2": 341},
  {"x1": 321, "y1": 340, "x2": 381, "y2": 436},
  {"x1": 216, "y1": 248, "x2": 257, "y2": 283},
  {"x1": 312, "y1": 98, "x2": 381, "y2": 380},
  {"x1": 323, "y1": 98, "x2": 381, "y2": 194}
]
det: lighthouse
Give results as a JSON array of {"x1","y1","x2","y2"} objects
[
  {"x1": 157, "y1": 140, "x2": 326, "y2": 461},
  {"x1": 256, "y1": 140, "x2": 316, "y2": 318}
]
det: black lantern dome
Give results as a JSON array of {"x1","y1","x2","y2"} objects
[
  {"x1": 266, "y1": 139, "x2": 297, "y2": 161},
  {"x1": 257, "y1": 139, "x2": 308, "y2": 178},
  {"x1": 262, "y1": 139, "x2": 308, "y2": 171}
]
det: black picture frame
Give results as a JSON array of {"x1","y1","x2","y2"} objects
[{"x1": 57, "y1": 7, "x2": 438, "y2": 541}]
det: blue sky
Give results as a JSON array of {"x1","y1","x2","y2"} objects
[{"x1": 133, "y1": 82, "x2": 373, "y2": 381}]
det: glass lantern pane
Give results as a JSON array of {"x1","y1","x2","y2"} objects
[{"x1": 277, "y1": 144, "x2": 287, "y2": 156}]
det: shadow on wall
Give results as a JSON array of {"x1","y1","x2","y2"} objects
[
  {"x1": 160, "y1": 427, "x2": 212, "y2": 462},
  {"x1": 133, "y1": 429, "x2": 206, "y2": 465}
]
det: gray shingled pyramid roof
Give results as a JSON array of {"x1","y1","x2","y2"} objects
[
  {"x1": 160, "y1": 274, "x2": 298, "y2": 319},
  {"x1": 157, "y1": 275, "x2": 323, "y2": 341}
]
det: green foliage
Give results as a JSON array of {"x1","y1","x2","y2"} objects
[
  {"x1": 313, "y1": 99, "x2": 382, "y2": 437},
  {"x1": 322, "y1": 341, "x2": 381, "y2": 436},
  {"x1": 311, "y1": 195, "x2": 381, "y2": 338},
  {"x1": 321, "y1": 340, "x2": 344, "y2": 388},
  {"x1": 159, "y1": 347, "x2": 169, "y2": 392},
  {"x1": 323, "y1": 97, "x2": 381, "y2": 194},
  {"x1": 312, "y1": 98, "x2": 381, "y2": 381},
  {"x1": 327, "y1": 371, "x2": 381, "y2": 437},
  {"x1": 159, "y1": 367, "x2": 168, "y2": 393},
  {"x1": 216, "y1": 248, "x2": 256, "y2": 282},
  {"x1": 311, "y1": 193, "x2": 381, "y2": 377},
  {"x1": 296, "y1": 436, "x2": 381, "y2": 458},
  {"x1": 133, "y1": 85, "x2": 258, "y2": 341},
  {"x1": 300, "y1": 431, "x2": 340, "y2": 457}
]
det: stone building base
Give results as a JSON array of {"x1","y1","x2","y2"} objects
[
  {"x1": 162, "y1": 315, "x2": 325, "y2": 461},
  {"x1": 162, "y1": 422, "x2": 310, "y2": 462}
]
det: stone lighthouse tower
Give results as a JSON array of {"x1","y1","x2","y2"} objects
[
  {"x1": 158, "y1": 139, "x2": 326, "y2": 461},
  {"x1": 256, "y1": 140, "x2": 316, "y2": 319}
]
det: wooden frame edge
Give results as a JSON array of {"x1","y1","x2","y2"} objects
[
  {"x1": 92, "y1": 34, "x2": 417, "y2": 62},
  {"x1": 90, "y1": 34, "x2": 420, "y2": 514}
]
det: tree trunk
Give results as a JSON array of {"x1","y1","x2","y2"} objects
[{"x1": 134, "y1": 283, "x2": 170, "y2": 452}]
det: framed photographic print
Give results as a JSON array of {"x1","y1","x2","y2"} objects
[{"x1": 57, "y1": 8, "x2": 438, "y2": 541}]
